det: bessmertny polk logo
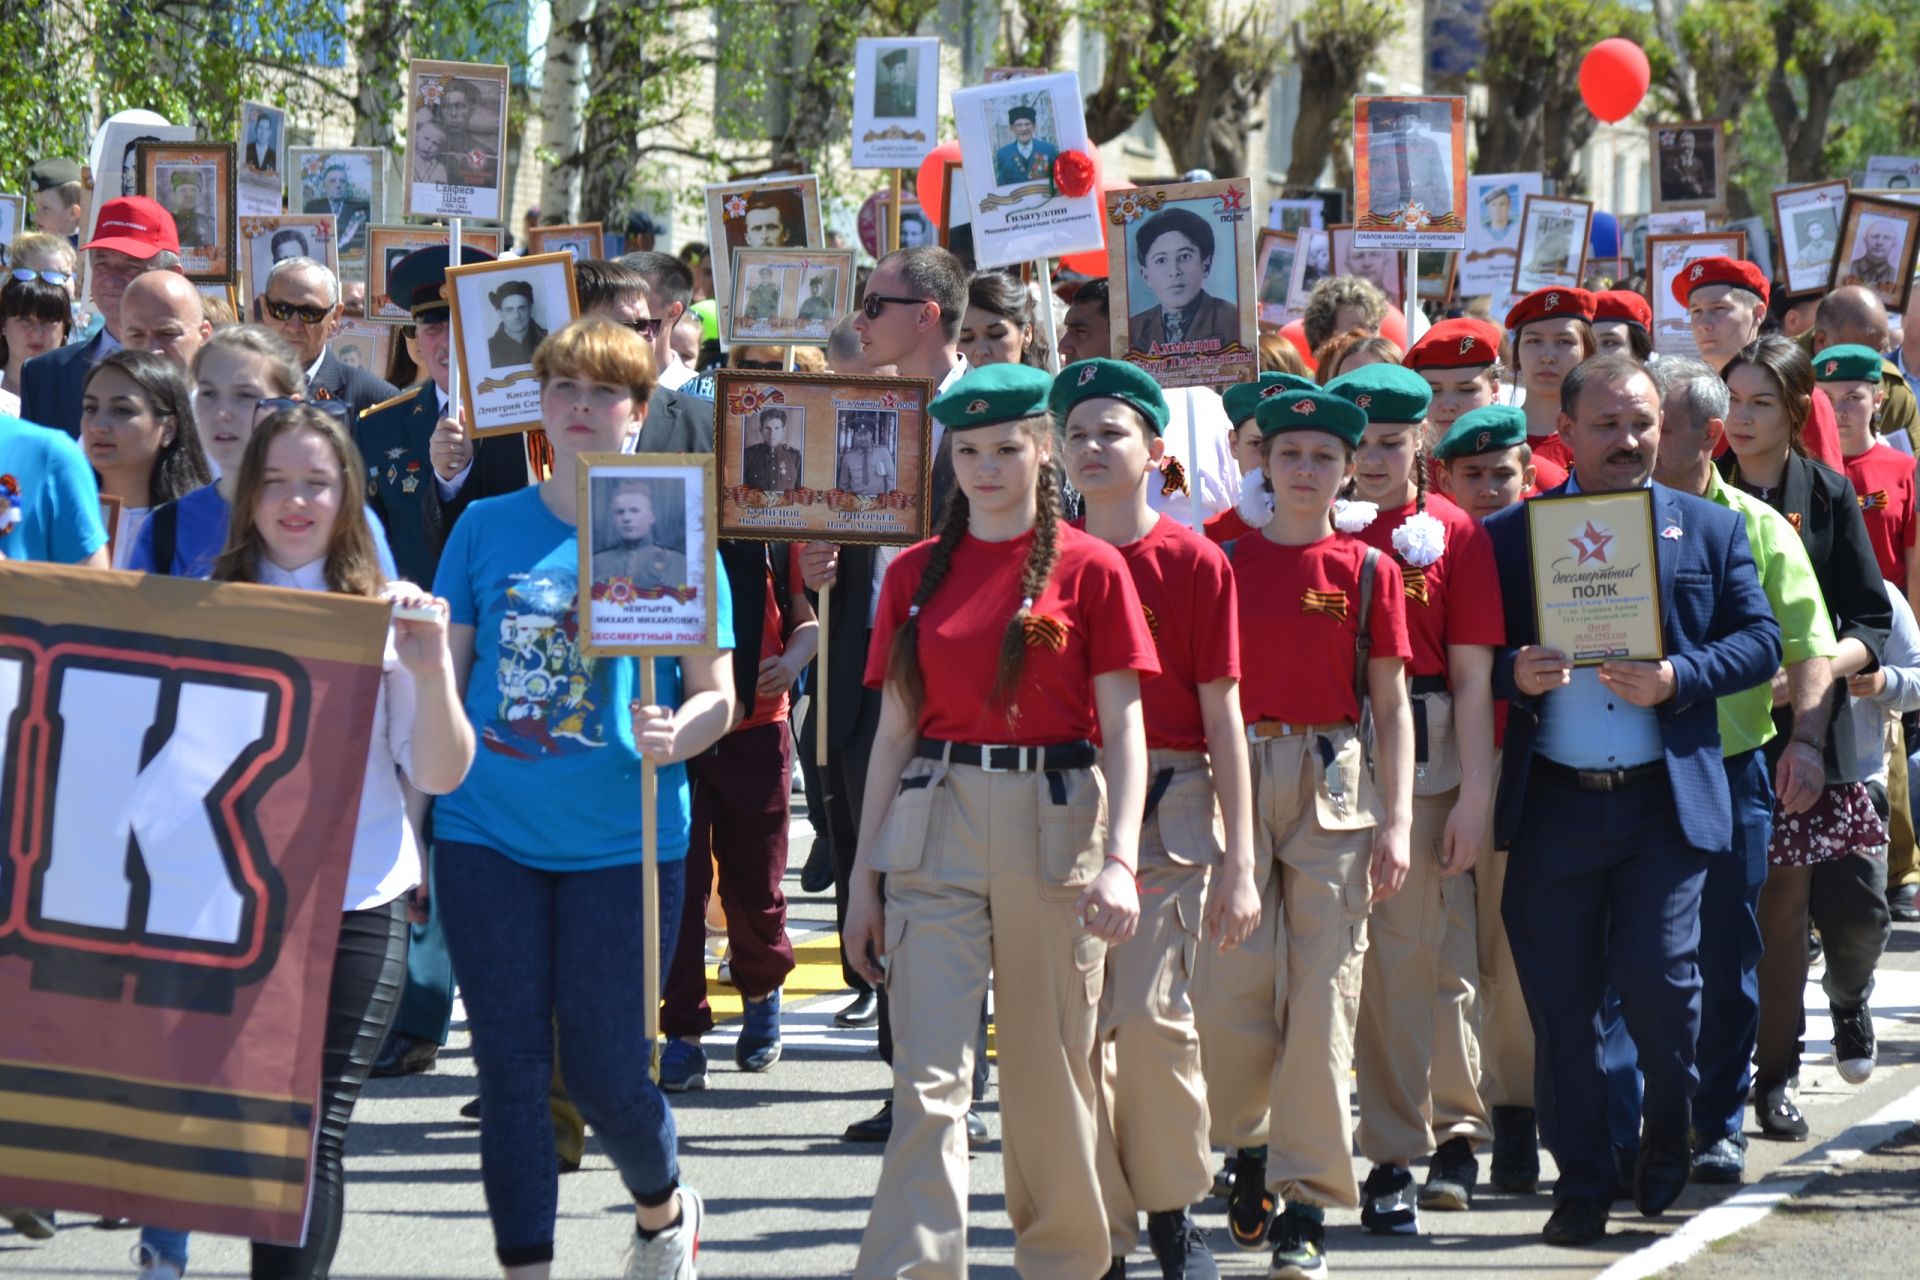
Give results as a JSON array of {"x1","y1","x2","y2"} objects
[{"x1": 0, "y1": 620, "x2": 308, "y2": 1012}]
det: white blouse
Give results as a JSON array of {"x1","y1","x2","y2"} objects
[{"x1": 256, "y1": 556, "x2": 423, "y2": 911}]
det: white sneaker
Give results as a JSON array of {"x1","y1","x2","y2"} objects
[
  {"x1": 131, "y1": 1244, "x2": 183, "y2": 1280},
  {"x1": 621, "y1": 1186, "x2": 703, "y2": 1280}
]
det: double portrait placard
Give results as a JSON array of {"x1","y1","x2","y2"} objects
[{"x1": 1527, "y1": 490, "x2": 1665, "y2": 665}]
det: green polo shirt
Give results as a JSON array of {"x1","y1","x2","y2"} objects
[{"x1": 1703, "y1": 467, "x2": 1837, "y2": 756}]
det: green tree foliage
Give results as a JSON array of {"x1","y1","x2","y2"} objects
[
  {"x1": 1764, "y1": 0, "x2": 1893, "y2": 180},
  {"x1": 1287, "y1": 0, "x2": 1403, "y2": 188}
]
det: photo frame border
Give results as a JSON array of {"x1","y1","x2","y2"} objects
[
  {"x1": 950, "y1": 69, "x2": 1104, "y2": 270},
  {"x1": 703, "y1": 175, "x2": 825, "y2": 344},
  {"x1": 240, "y1": 214, "x2": 339, "y2": 299},
  {"x1": 1509, "y1": 194, "x2": 1593, "y2": 295},
  {"x1": 0, "y1": 193, "x2": 25, "y2": 261},
  {"x1": 1102, "y1": 177, "x2": 1258, "y2": 391},
  {"x1": 1286, "y1": 227, "x2": 1330, "y2": 316},
  {"x1": 364, "y1": 223, "x2": 504, "y2": 324},
  {"x1": 1645, "y1": 230, "x2": 1748, "y2": 356},
  {"x1": 576, "y1": 452, "x2": 721, "y2": 658},
  {"x1": 1650, "y1": 119, "x2": 1729, "y2": 215},
  {"x1": 446, "y1": 250, "x2": 581, "y2": 439},
  {"x1": 527, "y1": 222, "x2": 605, "y2": 260},
  {"x1": 402, "y1": 58, "x2": 511, "y2": 222},
  {"x1": 1255, "y1": 228, "x2": 1298, "y2": 327},
  {"x1": 285, "y1": 146, "x2": 387, "y2": 266},
  {"x1": 237, "y1": 100, "x2": 287, "y2": 193},
  {"x1": 134, "y1": 141, "x2": 238, "y2": 284},
  {"x1": 1836, "y1": 193, "x2": 1920, "y2": 314},
  {"x1": 851, "y1": 36, "x2": 942, "y2": 170},
  {"x1": 722, "y1": 246, "x2": 857, "y2": 348},
  {"x1": 1328, "y1": 222, "x2": 1406, "y2": 306},
  {"x1": 1458, "y1": 171, "x2": 1541, "y2": 298},
  {"x1": 1351, "y1": 94, "x2": 1470, "y2": 248}
]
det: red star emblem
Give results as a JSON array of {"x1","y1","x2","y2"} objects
[
  {"x1": 1459, "y1": 336, "x2": 1476, "y2": 354},
  {"x1": 1290, "y1": 399, "x2": 1316, "y2": 415},
  {"x1": 1356, "y1": 394, "x2": 1373, "y2": 409},
  {"x1": 1569, "y1": 520, "x2": 1614, "y2": 565},
  {"x1": 1545, "y1": 292, "x2": 1560, "y2": 309},
  {"x1": 1218, "y1": 186, "x2": 1246, "y2": 213}
]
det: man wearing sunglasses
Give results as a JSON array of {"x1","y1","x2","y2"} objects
[
  {"x1": 254, "y1": 256, "x2": 398, "y2": 419},
  {"x1": 573, "y1": 257, "x2": 712, "y2": 454}
]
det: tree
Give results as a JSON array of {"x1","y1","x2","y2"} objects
[
  {"x1": 1286, "y1": 0, "x2": 1403, "y2": 189},
  {"x1": 1668, "y1": 0, "x2": 1775, "y2": 216},
  {"x1": 539, "y1": 0, "x2": 593, "y2": 220},
  {"x1": 1765, "y1": 0, "x2": 1893, "y2": 180},
  {"x1": 1147, "y1": 5, "x2": 1287, "y2": 176}
]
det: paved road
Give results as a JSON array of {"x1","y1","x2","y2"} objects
[{"x1": 10, "y1": 800, "x2": 1920, "y2": 1278}]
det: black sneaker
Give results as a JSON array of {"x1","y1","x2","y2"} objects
[
  {"x1": 1832, "y1": 1003, "x2": 1876, "y2": 1084},
  {"x1": 1267, "y1": 1203, "x2": 1328, "y2": 1279},
  {"x1": 1226, "y1": 1145, "x2": 1274, "y2": 1251},
  {"x1": 1211, "y1": 1150, "x2": 1235, "y2": 1200},
  {"x1": 1146, "y1": 1209, "x2": 1219, "y2": 1280},
  {"x1": 1360, "y1": 1163, "x2": 1418, "y2": 1235},
  {"x1": 1490, "y1": 1105, "x2": 1540, "y2": 1193},
  {"x1": 1420, "y1": 1135, "x2": 1478, "y2": 1210},
  {"x1": 1891, "y1": 882, "x2": 1919, "y2": 922}
]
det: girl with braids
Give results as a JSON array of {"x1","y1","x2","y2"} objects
[
  {"x1": 1322, "y1": 364, "x2": 1504, "y2": 1234},
  {"x1": 843, "y1": 363, "x2": 1157, "y2": 1279},
  {"x1": 1197, "y1": 388, "x2": 1413, "y2": 1280},
  {"x1": 1506, "y1": 286, "x2": 1597, "y2": 475}
]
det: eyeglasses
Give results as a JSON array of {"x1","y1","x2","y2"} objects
[
  {"x1": 734, "y1": 359, "x2": 784, "y2": 371},
  {"x1": 625, "y1": 317, "x2": 662, "y2": 340},
  {"x1": 255, "y1": 397, "x2": 352, "y2": 422},
  {"x1": 11, "y1": 268, "x2": 74, "y2": 286},
  {"x1": 262, "y1": 297, "x2": 333, "y2": 326},
  {"x1": 862, "y1": 293, "x2": 928, "y2": 320}
]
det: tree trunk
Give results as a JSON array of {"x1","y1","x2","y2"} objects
[
  {"x1": 540, "y1": 0, "x2": 592, "y2": 222},
  {"x1": 1652, "y1": 0, "x2": 1701, "y2": 118},
  {"x1": 1286, "y1": 86, "x2": 1346, "y2": 188},
  {"x1": 354, "y1": 0, "x2": 410, "y2": 148}
]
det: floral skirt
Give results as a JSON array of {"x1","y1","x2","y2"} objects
[{"x1": 1768, "y1": 780, "x2": 1887, "y2": 868}]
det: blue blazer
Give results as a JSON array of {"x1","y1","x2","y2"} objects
[
  {"x1": 1485, "y1": 481, "x2": 1782, "y2": 854},
  {"x1": 18, "y1": 330, "x2": 104, "y2": 438}
]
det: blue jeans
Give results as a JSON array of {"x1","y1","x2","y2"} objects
[{"x1": 436, "y1": 840, "x2": 686, "y2": 1268}]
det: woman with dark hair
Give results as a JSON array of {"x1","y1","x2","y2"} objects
[
  {"x1": 959, "y1": 269, "x2": 1046, "y2": 369},
  {"x1": 1719, "y1": 334, "x2": 1894, "y2": 1139},
  {"x1": 1592, "y1": 290, "x2": 1655, "y2": 362},
  {"x1": 1128, "y1": 207, "x2": 1238, "y2": 358},
  {"x1": 1, "y1": 273, "x2": 75, "y2": 414},
  {"x1": 79, "y1": 350, "x2": 210, "y2": 567},
  {"x1": 1506, "y1": 287, "x2": 1597, "y2": 474}
]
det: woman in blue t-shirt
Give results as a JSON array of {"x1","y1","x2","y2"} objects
[{"x1": 431, "y1": 317, "x2": 734, "y2": 1279}]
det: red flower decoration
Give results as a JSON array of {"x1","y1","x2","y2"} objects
[{"x1": 1053, "y1": 150, "x2": 1096, "y2": 198}]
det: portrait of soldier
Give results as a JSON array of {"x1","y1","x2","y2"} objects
[
  {"x1": 992, "y1": 101, "x2": 1058, "y2": 186},
  {"x1": 743, "y1": 406, "x2": 804, "y2": 492},
  {"x1": 835, "y1": 416, "x2": 896, "y2": 496},
  {"x1": 1367, "y1": 100, "x2": 1452, "y2": 217},
  {"x1": 744, "y1": 267, "x2": 781, "y2": 323},
  {"x1": 594, "y1": 482, "x2": 687, "y2": 593},
  {"x1": 487, "y1": 279, "x2": 546, "y2": 366}
]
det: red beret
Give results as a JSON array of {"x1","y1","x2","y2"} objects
[
  {"x1": 1505, "y1": 286, "x2": 1596, "y2": 332},
  {"x1": 1405, "y1": 317, "x2": 1503, "y2": 370},
  {"x1": 1594, "y1": 289, "x2": 1653, "y2": 331},
  {"x1": 1671, "y1": 256, "x2": 1769, "y2": 309}
]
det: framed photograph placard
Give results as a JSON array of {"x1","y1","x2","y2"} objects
[
  {"x1": 526, "y1": 222, "x2": 604, "y2": 260},
  {"x1": 1648, "y1": 231, "x2": 1747, "y2": 356},
  {"x1": 329, "y1": 317, "x2": 391, "y2": 381},
  {"x1": 1268, "y1": 198, "x2": 1322, "y2": 234},
  {"x1": 239, "y1": 100, "x2": 286, "y2": 195},
  {"x1": 404, "y1": 59, "x2": 510, "y2": 222},
  {"x1": 951, "y1": 70, "x2": 1105, "y2": 269},
  {"x1": 87, "y1": 120, "x2": 196, "y2": 242},
  {"x1": 1510, "y1": 195, "x2": 1592, "y2": 295},
  {"x1": 1527, "y1": 489, "x2": 1666, "y2": 665},
  {"x1": 578, "y1": 453, "x2": 720, "y2": 658},
  {"x1": 446, "y1": 251, "x2": 580, "y2": 438},
  {"x1": 1329, "y1": 224, "x2": 1404, "y2": 307},
  {"x1": 365, "y1": 224, "x2": 503, "y2": 323},
  {"x1": 1457, "y1": 172, "x2": 1540, "y2": 298},
  {"x1": 857, "y1": 189, "x2": 934, "y2": 256},
  {"x1": 135, "y1": 142, "x2": 237, "y2": 284},
  {"x1": 1105, "y1": 178, "x2": 1257, "y2": 391},
  {"x1": 939, "y1": 159, "x2": 976, "y2": 270},
  {"x1": 1353, "y1": 95, "x2": 1469, "y2": 249},
  {"x1": 240, "y1": 214, "x2": 337, "y2": 297},
  {"x1": 1652, "y1": 120, "x2": 1727, "y2": 215},
  {"x1": 724, "y1": 247, "x2": 855, "y2": 347},
  {"x1": 703, "y1": 175, "x2": 824, "y2": 342},
  {"x1": 713, "y1": 370, "x2": 936, "y2": 545},
  {"x1": 1864, "y1": 156, "x2": 1920, "y2": 191},
  {"x1": 289, "y1": 147, "x2": 384, "y2": 266},
  {"x1": 1256, "y1": 229, "x2": 1298, "y2": 327},
  {"x1": 1287, "y1": 227, "x2": 1331, "y2": 314},
  {"x1": 1836, "y1": 194, "x2": 1920, "y2": 314},
  {"x1": 0, "y1": 193, "x2": 24, "y2": 264},
  {"x1": 852, "y1": 37, "x2": 940, "y2": 169}
]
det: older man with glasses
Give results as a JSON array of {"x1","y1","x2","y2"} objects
[{"x1": 254, "y1": 255, "x2": 398, "y2": 418}]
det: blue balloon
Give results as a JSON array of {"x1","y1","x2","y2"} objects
[{"x1": 1589, "y1": 210, "x2": 1620, "y2": 258}]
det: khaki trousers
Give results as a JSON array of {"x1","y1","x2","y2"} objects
[
  {"x1": 1355, "y1": 786, "x2": 1491, "y2": 1164},
  {"x1": 1471, "y1": 750, "x2": 1534, "y2": 1108},
  {"x1": 1887, "y1": 719, "x2": 1917, "y2": 889},
  {"x1": 1095, "y1": 750, "x2": 1217, "y2": 1257},
  {"x1": 1195, "y1": 727, "x2": 1375, "y2": 1210},
  {"x1": 855, "y1": 759, "x2": 1111, "y2": 1280}
]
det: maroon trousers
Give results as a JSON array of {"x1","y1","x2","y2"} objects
[{"x1": 662, "y1": 718, "x2": 798, "y2": 1038}]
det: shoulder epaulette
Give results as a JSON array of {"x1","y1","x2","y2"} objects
[{"x1": 360, "y1": 388, "x2": 415, "y2": 417}]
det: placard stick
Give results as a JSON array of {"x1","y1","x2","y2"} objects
[
  {"x1": 784, "y1": 346, "x2": 797, "y2": 372},
  {"x1": 640, "y1": 658, "x2": 663, "y2": 1081},
  {"x1": 1037, "y1": 256, "x2": 1060, "y2": 373},
  {"x1": 816, "y1": 591, "x2": 832, "y2": 767},
  {"x1": 447, "y1": 217, "x2": 463, "y2": 411},
  {"x1": 1407, "y1": 249, "x2": 1418, "y2": 333},
  {"x1": 889, "y1": 169, "x2": 904, "y2": 253}
]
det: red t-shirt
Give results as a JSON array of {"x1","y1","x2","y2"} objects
[
  {"x1": 866, "y1": 521, "x2": 1160, "y2": 745},
  {"x1": 1076, "y1": 515, "x2": 1240, "y2": 752},
  {"x1": 737, "y1": 569, "x2": 791, "y2": 731},
  {"x1": 1231, "y1": 531, "x2": 1411, "y2": 724},
  {"x1": 1204, "y1": 506, "x2": 1256, "y2": 546},
  {"x1": 1845, "y1": 441, "x2": 1918, "y2": 587},
  {"x1": 1349, "y1": 493, "x2": 1505, "y2": 678},
  {"x1": 1529, "y1": 432, "x2": 1574, "y2": 474},
  {"x1": 1528, "y1": 451, "x2": 1569, "y2": 494}
]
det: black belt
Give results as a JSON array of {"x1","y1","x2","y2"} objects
[
  {"x1": 916, "y1": 738, "x2": 1097, "y2": 772},
  {"x1": 1410, "y1": 675, "x2": 1449, "y2": 695},
  {"x1": 1141, "y1": 767, "x2": 1176, "y2": 821},
  {"x1": 1534, "y1": 758, "x2": 1665, "y2": 793}
]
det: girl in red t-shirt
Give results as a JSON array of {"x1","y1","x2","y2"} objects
[
  {"x1": 1197, "y1": 387, "x2": 1414, "y2": 1279},
  {"x1": 843, "y1": 364, "x2": 1158, "y2": 1279}
]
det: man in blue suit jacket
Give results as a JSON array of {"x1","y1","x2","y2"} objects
[{"x1": 1483, "y1": 354, "x2": 1780, "y2": 1246}]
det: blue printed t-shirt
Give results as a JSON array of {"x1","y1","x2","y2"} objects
[
  {"x1": 0, "y1": 414, "x2": 108, "y2": 563},
  {"x1": 432, "y1": 486, "x2": 734, "y2": 870},
  {"x1": 128, "y1": 484, "x2": 400, "y2": 579}
]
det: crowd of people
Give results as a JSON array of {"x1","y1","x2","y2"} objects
[{"x1": 1, "y1": 145, "x2": 1915, "y2": 1280}]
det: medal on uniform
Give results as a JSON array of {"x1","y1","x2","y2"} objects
[
  {"x1": 386, "y1": 464, "x2": 398, "y2": 485},
  {"x1": 402, "y1": 460, "x2": 421, "y2": 493}
]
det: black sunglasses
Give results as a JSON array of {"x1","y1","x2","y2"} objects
[
  {"x1": 262, "y1": 297, "x2": 333, "y2": 326},
  {"x1": 734, "y1": 359, "x2": 784, "y2": 371},
  {"x1": 625, "y1": 317, "x2": 663, "y2": 340},
  {"x1": 861, "y1": 293, "x2": 928, "y2": 320},
  {"x1": 256, "y1": 397, "x2": 351, "y2": 421}
]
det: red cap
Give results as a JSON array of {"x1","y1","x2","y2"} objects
[
  {"x1": 1594, "y1": 289, "x2": 1653, "y2": 331},
  {"x1": 1671, "y1": 256, "x2": 1769, "y2": 309},
  {"x1": 1405, "y1": 317, "x2": 1503, "y2": 370},
  {"x1": 1505, "y1": 286, "x2": 1596, "y2": 332},
  {"x1": 82, "y1": 196, "x2": 181, "y2": 260}
]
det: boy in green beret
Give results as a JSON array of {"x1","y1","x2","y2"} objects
[
  {"x1": 1817, "y1": 343, "x2": 1920, "y2": 608},
  {"x1": 1434, "y1": 406, "x2": 1538, "y2": 522}
]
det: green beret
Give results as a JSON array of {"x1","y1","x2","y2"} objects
[
  {"x1": 1323, "y1": 363, "x2": 1433, "y2": 425},
  {"x1": 1435, "y1": 405, "x2": 1527, "y2": 461},
  {"x1": 1222, "y1": 373, "x2": 1317, "y2": 428},
  {"x1": 930, "y1": 363, "x2": 1054, "y2": 431},
  {"x1": 1813, "y1": 344, "x2": 1884, "y2": 384},
  {"x1": 1254, "y1": 389, "x2": 1366, "y2": 447},
  {"x1": 1049, "y1": 359, "x2": 1169, "y2": 436}
]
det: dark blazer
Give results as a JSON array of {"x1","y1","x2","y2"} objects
[
  {"x1": 815, "y1": 545, "x2": 880, "y2": 749},
  {"x1": 309, "y1": 347, "x2": 399, "y2": 420},
  {"x1": 18, "y1": 331, "x2": 105, "y2": 437},
  {"x1": 1486, "y1": 481, "x2": 1782, "y2": 854},
  {"x1": 637, "y1": 384, "x2": 714, "y2": 454},
  {"x1": 1128, "y1": 292, "x2": 1242, "y2": 357}
]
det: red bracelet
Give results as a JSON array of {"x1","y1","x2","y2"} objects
[{"x1": 1104, "y1": 853, "x2": 1137, "y2": 875}]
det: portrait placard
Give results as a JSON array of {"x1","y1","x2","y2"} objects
[
  {"x1": 1510, "y1": 195, "x2": 1592, "y2": 295},
  {"x1": 857, "y1": 189, "x2": 934, "y2": 255},
  {"x1": 704, "y1": 175, "x2": 824, "y2": 342},
  {"x1": 240, "y1": 215, "x2": 337, "y2": 298},
  {"x1": 1353, "y1": 95, "x2": 1469, "y2": 248},
  {"x1": 365, "y1": 224, "x2": 504, "y2": 324},
  {"x1": 1836, "y1": 194, "x2": 1920, "y2": 313},
  {"x1": 952, "y1": 70, "x2": 1105, "y2": 269},
  {"x1": 135, "y1": 142, "x2": 237, "y2": 284},
  {"x1": 0, "y1": 193, "x2": 23, "y2": 264},
  {"x1": 328, "y1": 317, "x2": 390, "y2": 381},
  {"x1": 1528, "y1": 490, "x2": 1666, "y2": 664},
  {"x1": 1646, "y1": 209, "x2": 1708, "y2": 237},
  {"x1": 1256, "y1": 230, "x2": 1298, "y2": 326},
  {"x1": 1864, "y1": 156, "x2": 1920, "y2": 191},
  {"x1": 1105, "y1": 178, "x2": 1257, "y2": 391},
  {"x1": 939, "y1": 159, "x2": 976, "y2": 270},
  {"x1": 1288, "y1": 228, "x2": 1331, "y2": 313},
  {"x1": 578, "y1": 454, "x2": 720, "y2": 657},
  {"x1": 404, "y1": 59, "x2": 510, "y2": 222},
  {"x1": 86, "y1": 121, "x2": 195, "y2": 246},
  {"x1": 1651, "y1": 120, "x2": 1727, "y2": 215},
  {"x1": 1268, "y1": 198, "x2": 1322, "y2": 233},
  {"x1": 724, "y1": 247, "x2": 855, "y2": 347},
  {"x1": 1855, "y1": 188, "x2": 1920, "y2": 209},
  {"x1": 852, "y1": 37, "x2": 941, "y2": 169},
  {"x1": 714, "y1": 371, "x2": 935, "y2": 545},
  {"x1": 1457, "y1": 172, "x2": 1540, "y2": 298},
  {"x1": 1648, "y1": 231, "x2": 1747, "y2": 356},
  {"x1": 982, "y1": 66, "x2": 1049, "y2": 83},
  {"x1": 1329, "y1": 224, "x2": 1404, "y2": 306},
  {"x1": 526, "y1": 222, "x2": 604, "y2": 260},
  {"x1": 447, "y1": 251, "x2": 580, "y2": 438},
  {"x1": 288, "y1": 147, "x2": 384, "y2": 265},
  {"x1": 239, "y1": 100, "x2": 285, "y2": 195}
]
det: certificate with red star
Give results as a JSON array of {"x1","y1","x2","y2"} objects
[{"x1": 1527, "y1": 490, "x2": 1666, "y2": 665}]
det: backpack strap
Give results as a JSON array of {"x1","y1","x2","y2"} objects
[
  {"x1": 1354, "y1": 546, "x2": 1380, "y2": 714},
  {"x1": 150, "y1": 500, "x2": 180, "y2": 578}
]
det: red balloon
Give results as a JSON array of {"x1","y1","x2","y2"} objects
[
  {"x1": 1280, "y1": 318, "x2": 1315, "y2": 371},
  {"x1": 1578, "y1": 38, "x2": 1650, "y2": 124},
  {"x1": 914, "y1": 141, "x2": 962, "y2": 231},
  {"x1": 1379, "y1": 303, "x2": 1407, "y2": 350},
  {"x1": 1058, "y1": 175, "x2": 1132, "y2": 277}
]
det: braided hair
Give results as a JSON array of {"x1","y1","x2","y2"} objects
[{"x1": 1412, "y1": 437, "x2": 1430, "y2": 513}]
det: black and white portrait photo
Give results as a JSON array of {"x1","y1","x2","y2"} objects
[
  {"x1": 242, "y1": 102, "x2": 284, "y2": 182},
  {"x1": 447, "y1": 250, "x2": 579, "y2": 435},
  {"x1": 486, "y1": 279, "x2": 547, "y2": 367},
  {"x1": 579, "y1": 456, "x2": 717, "y2": 656},
  {"x1": 852, "y1": 37, "x2": 940, "y2": 169},
  {"x1": 1773, "y1": 181, "x2": 1850, "y2": 297},
  {"x1": 1652, "y1": 121, "x2": 1727, "y2": 213},
  {"x1": 743, "y1": 405, "x2": 806, "y2": 493},
  {"x1": 834, "y1": 409, "x2": 898, "y2": 496}
]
